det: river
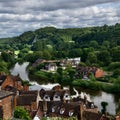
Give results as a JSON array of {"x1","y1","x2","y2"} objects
[{"x1": 10, "y1": 62, "x2": 119, "y2": 115}]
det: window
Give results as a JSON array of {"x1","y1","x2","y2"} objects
[
  {"x1": 69, "y1": 110, "x2": 74, "y2": 116},
  {"x1": 53, "y1": 95, "x2": 60, "y2": 101},
  {"x1": 91, "y1": 103, "x2": 94, "y2": 108},
  {"x1": 60, "y1": 108, "x2": 65, "y2": 114},
  {"x1": 44, "y1": 95, "x2": 50, "y2": 101},
  {"x1": 52, "y1": 106, "x2": 56, "y2": 112}
]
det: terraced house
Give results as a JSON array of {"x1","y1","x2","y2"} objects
[{"x1": 0, "y1": 90, "x2": 15, "y2": 120}]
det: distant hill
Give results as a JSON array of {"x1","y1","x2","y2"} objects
[
  {"x1": 0, "y1": 23, "x2": 120, "y2": 69},
  {"x1": 0, "y1": 23, "x2": 120, "y2": 51}
]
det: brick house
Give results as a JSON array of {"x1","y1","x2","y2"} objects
[
  {"x1": 0, "y1": 74, "x2": 22, "y2": 91},
  {"x1": 15, "y1": 90, "x2": 41, "y2": 118},
  {"x1": 75, "y1": 66, "x2": 104, "y2": 79},
  {"x1": 0, "y1": 90, "x2": 15, "y2": 120}
]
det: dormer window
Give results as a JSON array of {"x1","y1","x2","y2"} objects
[
  {"x1": 45, "y1": 96, "x2": 48, "y2": 99},
  {"x1": 91, "y1": 103, "x2": 94, "y2": 108},
  {"x1": 55, "y1": 95, "x2": 58, "y2": 98},
  {"x1": 69, "y1": 110, "x2": 74, "y2": 116},
  {"x1": 53, "y1": 95, "x2": 60, "y2": 101},
  {"x1": 52, "y1": 106, "x2": 56, "y2": 112},
  {"x1": 44, "y1": 95, "x2": 50, "y2": 101},
  {"x1": 65, "y1": 95, "x2": 68, "y2": 98},
  {"x1": 60, "y1": 108, "x2": 65, "y2": 114},
  {"x1": 64, "y1": 93, "x2": 70, "y2": 100}
]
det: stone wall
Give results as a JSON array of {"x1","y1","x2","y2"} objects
[{"x1": 0, "y1": 95, "x2": 13, "y2": 120}]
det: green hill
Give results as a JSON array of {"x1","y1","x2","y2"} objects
[{"x1": 0, "y1": 23, "x2": 120, "y2": 63}]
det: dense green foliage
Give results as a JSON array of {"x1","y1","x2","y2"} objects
[
  {"x1": 14, "y1": 107, "x2": 31, "y2": 120},
  {"x1": 0, "y1": 23, "x2": 120, "y2": 65},
  {"x1": 0, "y1": 51, "x2": 16, "y2": 74}
]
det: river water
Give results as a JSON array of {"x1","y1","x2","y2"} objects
[{"x1": 10, "y1": 62, "x2": 119, "y2": 115}]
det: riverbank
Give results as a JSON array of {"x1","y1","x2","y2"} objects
[{"x1": 72, "y1": 79, "x2": 120, "y2": 95}]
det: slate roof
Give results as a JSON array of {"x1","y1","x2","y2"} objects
[
  {"x1": 40, "y1": 89, "x2": 70, "y2": 100},
  {"x1": 40, "y1": 90, "x2": 55, "y2": 100},
  {"x1": 19, "y1": 90, "x2": 38, "y2": 96},
  {"x1": 16, "y1": 90, "x2": 38, "y2": 106},
  {"x1": 72, "y1": 96, "x2": 98, "y2": 109},
  {"x1": 83, "y1": 111, "x2": 102, "y2": 120},
  {"x1": 48, "y1": 101, "x2": 80, "y2": 117},
  {"x1": 17, "y1": 95, "x2": 37, "y2": 106},
  {"x1": 0, "y1": 90, "x2": 14, "y2": 99}
]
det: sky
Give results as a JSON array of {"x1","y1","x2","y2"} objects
[{"x1": 0, "y1": 0, "x2": 120, "y2": 38}]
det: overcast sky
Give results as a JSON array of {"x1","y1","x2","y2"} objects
[{"x1": 0, "y1": 0, "x2": 120, "y2": 38}]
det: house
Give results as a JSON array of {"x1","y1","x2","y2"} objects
[
  {"x1": 0, "y1": 74, "x2": 22, "y2": 91},
  {"x1": 15, "y1": 90, "x2": 41, "y2": 118},
  {"x1": 48, "y1": 101, "x2": 80, "y2": 119},
  {"x1": 67, "y1": 57, "x2": 81, "y2": 66},
  {"x1": 0, "y1": 90, "x2": 15, "y2": 120},
  {"x1": 32, "y1": 59, "x2": 46, "y2": 68},
  {"x1": 75, "y1": 66, "x2": 104, "y2": 79},
  {"x1": 95, "y1": 68, "x2": 104, "y2": 78},
  {"x1": 60, "y1": 57, "x2": 81, "y2": 69},
  {"x1": 37, "y1": 88, "x2": 102, "y2": 120},
  {"x1": 38, "y1": 100, "x2": 100, "y2": 120},
  {"x1": 45, "y1": 63, "x2": 57, "y2": 72},
  {"x1": 39, "y1": 89, "x2": 70, "y2": 102}
]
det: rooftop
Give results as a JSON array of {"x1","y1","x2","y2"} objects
[{"x1": 0, "y1": 90, "x2": 14, "y2": 99}]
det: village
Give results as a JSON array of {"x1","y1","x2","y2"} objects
[
  {"x1": 0, "y1": 73, "x2": 109, "y2": 120},
  {"x1": 0, "y1": 57, "x2": 119, "y2": 120}
]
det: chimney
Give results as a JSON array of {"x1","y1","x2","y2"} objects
[
  {"x1": 23, "y1": 84, "x2": 29, "y2": 91},
  {"x1": 37, "y1": 91, "x2": 42, "y2": 108},
  {"x1": 43, "y1": 100, "x2": 47, "y2": 117},
  {"x1": 80, "y1": 103, "x2": 84, "y2": 120}
]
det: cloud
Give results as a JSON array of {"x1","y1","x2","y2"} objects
[{"x1": 0, "y1": 0, "x2": 120, "y2": 38}]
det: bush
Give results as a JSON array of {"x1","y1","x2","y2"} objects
[
  {"x1": 112, "y1": 69, "x2": 120, "y2": 78},
  {"x1": 14, "y1": 107, "x2": 31, "y2": 120},
  {"x1": 108, "y1": 62, "x2": 120, "y2": 70}
]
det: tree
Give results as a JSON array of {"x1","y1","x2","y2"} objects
[
  {"x1": 86, "y1": 52, "x2": 97, "y2": 65},
  {"x1": 89, "y1": 40, "x2": 99, "y2": 49},
  {"x1": 111, "y1": 47, "x2": 120, "y2": 62},
  {"x1": 56, "y1": 67, "x2": 63, "y2": 84},
  {"x1": 102, "y1": 41, "x2": 110, "y2": 49},
  {"x1": 97, "y1": 50, "x2": 111, "y2": 66},
  {"x1": 0, "y1": 61, "x2": 9, "y2": 74},
  {"x1": 113, "y1": 76, "x2": 120, "y2": 92},
  {"x1": 14, "y1": 107, "x2": 31, "y2": 120},
  {"x1": 116, "y1": 99, "x2": 120, "y2": 114},
  {"x1": 42, "y1": 50, "x2": 51, "y2": 60}
]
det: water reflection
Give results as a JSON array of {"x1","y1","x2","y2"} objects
[
  {"x1": 10, "y1": 62, "x2": 29, "y2": 81},
  {"x1": 75, "y1": 87, "x2": 117, "y2": 115}
]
